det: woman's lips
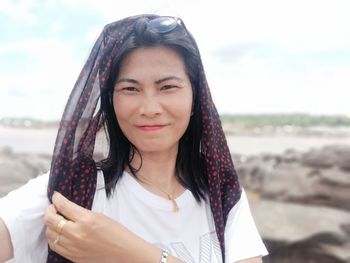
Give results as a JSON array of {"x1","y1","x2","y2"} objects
[{"x1": 137, "y1": 125, "x2": 167, "y2": 131}]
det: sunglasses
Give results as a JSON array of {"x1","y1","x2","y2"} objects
[{"x1": 148, "y1": 16, "x2": 184, "y2": 34}]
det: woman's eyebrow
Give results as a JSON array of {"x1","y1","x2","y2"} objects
[
  {"x1": 115, "y1": 78, "x2": 139, "y2": 84},
  {"x1": 155, "y1": 76, "x2": 182, "y2": 84},
  {"x1": 115, "y1": 76, "x2": 183, "y2": 85}
]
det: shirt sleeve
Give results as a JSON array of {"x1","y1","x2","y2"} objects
[
  {"x1": 224, "y1": 188, "x2": 268, "y2": 263},
  {"x1": 0, "y1": 173, "x2": 50, "y2": 263}
]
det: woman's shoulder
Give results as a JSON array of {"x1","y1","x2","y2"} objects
[{"x1": 225, "y1": 187, "x2": 268, "y2": 262}]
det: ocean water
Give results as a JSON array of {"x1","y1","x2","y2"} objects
[{"x1": 1, "y1": 126, "x2": 350, "y2": 156}]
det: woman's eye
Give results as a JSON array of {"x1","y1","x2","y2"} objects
[
  {"x1": 161, "y1": 85, "x2": 177, "y2": 91},
  {"x1": 122, "y1": 87, "x2": 138, "y2": 92}
]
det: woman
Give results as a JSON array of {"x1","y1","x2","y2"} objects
[{"x1": 0, "y1": 15, "x2": 267, "y2": 263}]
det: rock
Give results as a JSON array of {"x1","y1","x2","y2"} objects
[
  {"x1": 236, "y1": 144, "x2": 350, "y2": 262},
  {"x1": 262, "y1": 163, "x2": 350, "y2": 210},
  {"x1": 0, "y1": 152, "x2": 51, "y2": 197},
  {"x1": 251, "y1": 200, "x2": 350, "y2": 263},
  {"x1": 237, "y1": 145, "x2": 350, "y2": 211},
  {"x1": 302, "y1": 145, "x2": 350, "y2": 171},
  {"x1": 281, "y1": 148, "x2": 302, "y2": 163},
  {"x1": 0, "y1": 146, "x2": 13, "y2": 155},
  {"x1": 2, "y1": 142, "x2": 350, "y2": 262},
  {"x1": 237, "y1": 156, "x2": 275, "y2": 193}
]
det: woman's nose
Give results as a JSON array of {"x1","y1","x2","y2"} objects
[{"x1": 139, "y1": 94, "x2": 163, "y2": 117}]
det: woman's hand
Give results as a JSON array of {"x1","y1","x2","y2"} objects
[
  {"x1": 45, "y1": 192, "x2": 123, "y2": 262},
  {"x1": 45, "y1": 192, "x2": 184, "y2": 263},
  {"x1": 237, "y1": 257, "x2": 263, "y2": 263},
  {"x1": 44, "y1": 192, "x2": 161, "y2": 263}
]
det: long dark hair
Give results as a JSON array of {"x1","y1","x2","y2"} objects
[{"x1": 97, "y1": 15, "x2": 208, "y2": 201}]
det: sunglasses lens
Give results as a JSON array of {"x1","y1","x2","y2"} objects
[{"x1": 149, "y1": 17, "x2": 178, "y2": 33}]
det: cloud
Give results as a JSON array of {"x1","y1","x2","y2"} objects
[
  {"x1": 206, "y1": 52, "x2": 350, "y2": 115},
  {"x1": 0, "y1": 0, "x2": 37, "y2": 24},
  {"x1": 1, "y1": 0, "x2": 350, "y2": 119},
  {"x1": 0, "y1": 37, "x2": 83, "y2": 120},
  {"x1": 185, "y1": 0, "x2": 350, "y2": 53},
  {"x1": 211, "y1": 43, "x2": 262, "y2": 63}
]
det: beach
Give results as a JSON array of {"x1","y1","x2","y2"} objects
[
  {"x1": 1, "y1": 125, "x2": 350, "y2": 156},
  {"x1": 1, "y1": 124, "x2": 349, "y2": 262}
]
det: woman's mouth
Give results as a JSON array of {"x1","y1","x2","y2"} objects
[{"x1": 137, "y1": 125, "x2": 167, "y2": 131}]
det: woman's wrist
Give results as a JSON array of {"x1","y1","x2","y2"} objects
[{"x1": 113, "y1": 223, "x2": 183, "y2": 263}]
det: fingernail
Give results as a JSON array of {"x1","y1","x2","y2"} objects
[{"x1": 53, "y1": 191, "x2": 61, "y2": 199}]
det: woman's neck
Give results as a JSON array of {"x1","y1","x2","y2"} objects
[{"x1": 130, "y1": 148, "x2": 178, "y2": 188}]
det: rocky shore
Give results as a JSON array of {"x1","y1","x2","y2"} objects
[
  {"x1": 0, "y1": 144, "x2": 349, "y2": 262},
  {"x1": 236, "y1": 144, "x2": 350, "y2": 263},
  {"x1": 0, "y1": 147, "x2": 51, "y2": 196}
]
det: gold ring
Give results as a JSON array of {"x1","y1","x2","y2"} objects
[{"x1": 55, "y1": 218, "x2": 67, "y2": 235}]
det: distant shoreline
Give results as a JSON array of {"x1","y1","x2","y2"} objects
[
  {"x1": 2, "y1": 113, "x2": 350, "y2": 129},
  {"x1": 1, "y1": 125, "x2": 350, "y2": 156}
]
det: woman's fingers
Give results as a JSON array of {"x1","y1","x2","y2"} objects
[
  {"x1": 44, "y1": 204, "x2": 60, "y2": 229},
  {"x1": 46, "y1": 226, "x2": 75, "y2": 260},
  {"x1": 52, "y1": 192, "x2": 88, "y2": 222},
  {"x1": 44, "y1": 204, "x2": 69, "y2": 233},
  {"x1": 45, "y1": 194, "x2": 96, "y2": 262}
]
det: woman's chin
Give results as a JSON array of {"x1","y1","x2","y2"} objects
[{"x1": 136, "y1": 143, "x2": 178, "y2": 156}]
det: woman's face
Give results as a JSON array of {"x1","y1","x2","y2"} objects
[{"x1": 113, "y1": 46, "x2": 193, "y2": 155}]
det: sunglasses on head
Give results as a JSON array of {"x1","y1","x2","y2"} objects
[{"x1": 148, "y1": 16, "x2": 184, "y2": 34}]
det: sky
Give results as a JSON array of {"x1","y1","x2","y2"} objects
[{"x1": 1, "y1": 0, "x2": 350, "y2": 120}]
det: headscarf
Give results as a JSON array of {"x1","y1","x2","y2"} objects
[{"x1": 47, "y1": 14, "x2": 241, "y2": 263}]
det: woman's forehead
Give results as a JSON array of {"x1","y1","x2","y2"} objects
[
  {"x1": 118, "y1": 46, "x2": 188, "y2": 80},
  {"x1": 122, "y1": 46, "x2": 184, "y2": 64}
]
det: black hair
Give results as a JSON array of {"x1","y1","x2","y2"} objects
[{"x1": 98, "y1": 15, "x2": 208, "y2": 202}]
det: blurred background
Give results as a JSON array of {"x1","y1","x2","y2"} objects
[{"x1": 1, "y1": 0, "x2": 350, "y2": 262}]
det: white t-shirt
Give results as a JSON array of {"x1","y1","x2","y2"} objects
[{"x1": 0, "y1": 171, "x2": 268, "y2": 263}]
